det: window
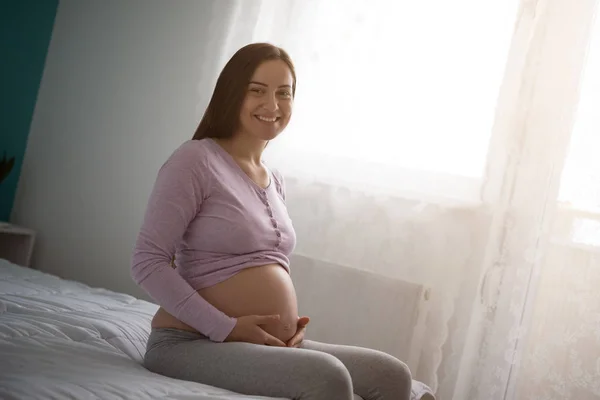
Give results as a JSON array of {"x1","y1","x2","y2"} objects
[
  {"x1": 558, "y1": 12, "x2": 600, "y2": 214},
  {"x1": 256, "y1": 0, "x2": 520, "y2": 201},
  {"x1": 555, "y1": 11, "x2": 600, "y2": 248}
]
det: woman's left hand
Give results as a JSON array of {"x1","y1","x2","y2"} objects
[{"x1": 286, "y1": 316, "x2": 310, "y2": 348}]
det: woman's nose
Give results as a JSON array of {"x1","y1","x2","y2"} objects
[{"x1": 263, "y1": 93, "x2": 279, "y2": 112}]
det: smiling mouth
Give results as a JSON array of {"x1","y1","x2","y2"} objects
[{"x1": 255, "y1": 115, "x2": 280, "y2": 123}]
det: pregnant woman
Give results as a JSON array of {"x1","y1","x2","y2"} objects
[{"x1": 131, "y1": 42, "x2": 412, "y2": 400}]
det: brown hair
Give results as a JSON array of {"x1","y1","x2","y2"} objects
[{"x1": 193, "y1": 43, "x2": 296, "y2": 141}]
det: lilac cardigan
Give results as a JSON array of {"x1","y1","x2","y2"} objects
[{"x1": 131, "y1": 139, "x2": 296, "y2": 342}]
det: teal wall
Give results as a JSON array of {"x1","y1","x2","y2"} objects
[{"x1": 0, "y1": 0, "x2": 58, "y2": 221}]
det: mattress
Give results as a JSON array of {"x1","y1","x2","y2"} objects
[{"x1": 0, "y1": 258, "x2": 434, "y2": 399}]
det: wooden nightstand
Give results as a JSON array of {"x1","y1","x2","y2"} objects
[{"x1": 0, "y1": 223, "x2": 36, "y2": 267}]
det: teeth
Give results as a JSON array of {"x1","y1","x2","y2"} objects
[{"x1": 256, "y1": 115, "x2": 277, "y2": 122}]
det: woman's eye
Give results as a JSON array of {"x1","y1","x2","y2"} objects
[
  {"x1": 279, "y1": 91, "x2": 292, "y2": 98},
  {"x1": 250, "y1": 88, "x2": 263, "y2": 94}
]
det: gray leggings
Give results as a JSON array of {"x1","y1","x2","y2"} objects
[{"x1": 144, "y1": 328, "x2": 412, "y2": 400}]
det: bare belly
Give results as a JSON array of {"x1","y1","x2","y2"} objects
[{"x1": 151, "y1": 264, "x2": 299, "y2": 343}]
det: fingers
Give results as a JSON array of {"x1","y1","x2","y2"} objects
[
  {"x1": 252, "y1": 314, "x2": 281, "y2": 325},
  {"x1": 264, "y1": 334, "x2": 287, "y2": 347},
  {"x1": 286, "y1": 333, "x2": 297, "y2": 347},
  {"x1": 284, "y1": 317, "x2": 310, "y2": 348},
  {"x1": 287, "y1": 327, "x2": 306, "y2": 348}
]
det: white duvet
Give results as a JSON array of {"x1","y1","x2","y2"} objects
[{"x1": 0, "y1": 259, "x2": 434, "y2": 400}]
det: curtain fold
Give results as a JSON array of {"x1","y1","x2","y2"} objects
[{"x1": 453, "y1": 1, "x2": 599, "y2": 399}]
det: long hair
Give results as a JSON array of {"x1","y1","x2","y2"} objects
[{"x1": 193, "y1": 43, "x2": 296, "y2": 141}]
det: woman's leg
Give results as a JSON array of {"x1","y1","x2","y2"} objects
[
  {"x1": 144, "y1": 328, "x2": 354, "y2": 400},
  {"x1": 300, "y1": 340, "x2": 412, "y2": 400}
]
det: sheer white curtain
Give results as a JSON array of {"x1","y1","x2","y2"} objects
[
  {"x1": 204, "y1": 0, "x2": 600, "y2": 398},
  {"x1": 510, "y1": 4, "x2": 600, "y2": 399},
  {"x1": 452, "y1": 1, "x2": 599, "y2": 399}
]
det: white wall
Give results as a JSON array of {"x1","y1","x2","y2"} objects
[{"x1": 11, "y1": 0, "x2": 235, "y2": 298}]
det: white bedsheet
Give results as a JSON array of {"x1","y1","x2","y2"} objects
[{"x1": 0, "y1": 259, "x2": 434, "y2": 399}]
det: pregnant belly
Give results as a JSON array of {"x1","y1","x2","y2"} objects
[{"x1": 152, "y1": 264, "x2": 299, "y2": 343}]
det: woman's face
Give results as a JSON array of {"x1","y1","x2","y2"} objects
[{"x1": 238, "y1": 59, "x2": 294, "y2": 142}]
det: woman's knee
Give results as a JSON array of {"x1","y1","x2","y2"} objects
[
  {"x1": 303, "y1": 351, "x2": 353, "y2": 399},
  {"x1": 375, "y1": 354, "x2": 412, "y2": 397}
]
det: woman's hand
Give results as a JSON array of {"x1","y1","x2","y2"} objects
[
  {"x1": 225, "y1": 315, "x2": 287, "y2": 347},
  {"x1": 286, "y1": 316, "x2": 310, "y2": 348}
]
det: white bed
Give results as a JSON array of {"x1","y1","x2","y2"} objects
[{"x1": 0, "y1": 257, "x2": 435, "y2": 399}]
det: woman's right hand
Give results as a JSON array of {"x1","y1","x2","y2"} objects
[{"x1": 225, "y1": 315, "x2": 287, "y2": 347}]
